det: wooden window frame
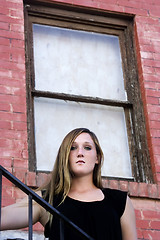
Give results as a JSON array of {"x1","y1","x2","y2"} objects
[{"x1": 24, "y1": 0, "x2": 154, "y2": 183}]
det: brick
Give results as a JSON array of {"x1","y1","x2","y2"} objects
[
  {"x1": 142, "y1": 65, "x2": 155, "y2": 74},
  {"x1": 143, "y1": 230, "x2": 160, "y2": 240},
  {"x1": 2, "y1": 185, "x2": 14, "y2": 198},
  {"x1": 0, "y1": 29, "x2": 24, "y2": 40},
  {"x1": 13, "y1": 159, "x2": 28, "y2": 169},
  {"x1": 0, "y1": 158, "x2": 12, "y2": 168},
  {"x1": 10, "y1": 52, "x2": 25, "y2": 64},
  {"x1": 138, "y1": 182, "x2": 148, "y2": 197},
  {"x1": 0, "y1": 14, "x2": 28, "y2": 25},
  {"x1": 150, "y1": 220, "x2": 160, "y2": 229},
  {"x1": 98, "y1": 2, "x2": 124, "y2": 13},
  {"x1": 137, "y1": 229, "x2": 143, "y2": 239},
  {"x1": 155, "y1": 200, "x2": 160, "y2": 210},
  {"x1": 129, "y1": 182, "x2": 139, "y2": 196},
  {"x1": 13, "y1": 168, "x2": 27, "y2": 183},
  {"x1": 117, "y1": 0, "x2": 146, "y2": 9},
  {"x1": 0, "y1": 138, "x2": 13, "y2": 148},
  {"x1": 0, "y1": 0, "x2": 23, "y2": 9},
  {"x1": 12, "y1": 103, "x2": 27, "y2": 113},
  {"x1": 0, "y1": 111, "x2": 26, "y2": 122},
  {"x1": 0, "y1": 77, "x2": 25, "y2": 88},
  {"x1": 0, "y1": 102, "x2": 11, "y2": 111},
  {"x1": 0, "y1": 6, "x2": 9, "y2": 16},
  {"x1": 136, "y1": 219, "x2": 150, "y2": 229},
  {"x1": 119, "y1": 180, "x2": 129, "y2": 192},
  {"x1": 0, "y1": 129, "x2": 27, "y2": 140},
  {"x1": 0, "y1": 94, "x2": 26, "y2": 105},
  {"x1": 36, "y1": 172, "x2": 50, "y2": 187},
  {"x1": 102, "y1": 178, "x2": 109, "y2": 188},
  {"x1": 0, "y1": 120, "x2": 12, "y2": 129},
  {"x1": 142, "y1": 210, "x2": 160, "y2": 220},
  {"x1": 11, "y1": 39, "x2": 25, "y2": 48},
  {"x1": 155, "y1": 67, "x2": 160, "y2": 75},
  {"x1": 140, "y1": 44, "x2": 158, "y2": 53},
  {"x1": 26, "y1": 171, "x2": 37, "y2": 187},
  {"x1": 74, "y1": 0, "x2": 99, "y2": 8},
  {"x1": 0, "y1": 85, "x2": 13, "y2": 95},
  {"x1": 149, "y1": 121, "x2": 160, "y2": 129},
  {"x1": 124, "y1": 6, "x2": 148, "y2": 16},
  {"x1": 11, "y1": 69, "x2": 25, "y2": 80},
  {"x1": 0, "y1": 36, "x2": 10, "y2": 46},
  {"x1": 0, "y1": 22, "x2": 9, "y2": 31},
  {"x1": 142, "y1": 59, "x2": 160, "y2": 68},
  {"x1": 154, "y1": 53, "x2": 160, "y2": 61},
  {"x1": 9, "y1": 9, "x2": 24, "y2": 20},
  {"x1": 147, "y1": 184, "x2": 158, "y2": 198},
  {"x1": 10, "y1": 23, "x2": 24, "y2": 33},
  {"x1": 141, "y1": 51, "x2": 153, "y2": 59},
  {"x1": 13, "y1": 138, "x2": 27, "y2": 149},
  {"x1": 149, "y1": 6, "x2": 160, "y2": 17},
  {"x1": 146, "y1": 96, "x2": 159, "y2": 104},
  {"x1": 0, "y1": 59, "x2": 25, "y2": 71},
  {"x1": 12, "y1": 121, "x2": 27, "y2": 131},
  {"x1": 21, "y1": 149, "x2": 28, "y2": 159},
  {"x1": 33, "y1": 222, "x2": 43, "y2": 232},
  {"x1": 156, "y1": 173, "x2": 160, "y2": 182},
  {"x1": 147, "y1": 104, "x2": 160, "y2": 112},
  {"x1": 134, "y1": 209, "x2": 142, "y2": 219},
  {"x1": 150, "y1": 129, "x2": 160, "y2": 138},
  {"x1": 0, "y1": 148, "x2": 22, "y2": 158},
  {"x1": 0, "y1": 52, "x2": 10, "y2": 61},
  {"x1": 144, "y1": 74, "x2": 160, "y2": 82},
  {"x1": 108, "y1": 179, "x2": 119, "y2": 189},
  {"x1": 145, "y1": 81, "x2": 160, "y2": 89},
  {"x1": 2, "y1": 196, "x2": 15, "y2": 207},
  {"x1": 0, "y1": 69, "x2": 12, "y2": 78},
  {"x1": 148, "y1": 112, "x2": 160, "y2": 121},
  {"x1": 13, "y1": 187, "x2": 27, "y2": 201}
]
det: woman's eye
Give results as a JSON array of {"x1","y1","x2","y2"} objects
[
  {"x1": 71, "y1": 146, "x2": 77, "y2": 150},
  {"x1": 84, "y1": 146, "x2": 91, "y2": 150}
]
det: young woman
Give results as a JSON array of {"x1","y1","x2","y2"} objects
[{"x1": 1, "y1": 128, "x2": 137, "y2": 240}]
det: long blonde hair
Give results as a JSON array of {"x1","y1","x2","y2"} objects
[{"x1": 43, "y1": 128, "x2": 104, "y2": 207}]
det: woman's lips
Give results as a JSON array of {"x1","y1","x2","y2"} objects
[{"x1": 76, "y1": 160, "x2": 85, "y2": 164}]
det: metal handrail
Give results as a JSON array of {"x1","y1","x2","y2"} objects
[{"x1": 0, "y1": 165, "x2": 94, "y2": 240}]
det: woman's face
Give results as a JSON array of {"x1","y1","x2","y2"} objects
[{"x1": 69, "y1": 132, "x2": 98, "y2": 178}]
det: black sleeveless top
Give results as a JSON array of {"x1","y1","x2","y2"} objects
[{"x1": 44, "y1": 188, "x2": 127, "y2": 240}]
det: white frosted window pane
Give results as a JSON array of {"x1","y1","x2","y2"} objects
[
  {"x1": 34, "y1": 98, "x2": 132, "y2": 178},
  {"x1": 33, "y1": 24, "x2": 127, "y2": 101}
]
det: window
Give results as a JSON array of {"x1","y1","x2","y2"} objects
[{"x1": 24, "y1": 0, "x2": 153, "y2": 183}]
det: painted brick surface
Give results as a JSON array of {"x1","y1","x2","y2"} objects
[{"x1": 0, "y1": 0, "x2": 160, "y2": 238}]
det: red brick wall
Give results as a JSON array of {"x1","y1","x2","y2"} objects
[{"x1": 0, "y1": 0, "x2": 160, "y2": 239}]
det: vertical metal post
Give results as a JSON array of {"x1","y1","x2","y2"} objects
[
  {"x1": 28, "y1": 194, "x2": 33, "y2": 240},
  {"x1": 60, "y1": 218, "x2": 65, "y2": 240}
]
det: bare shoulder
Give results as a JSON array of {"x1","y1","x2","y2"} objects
[{"x1": 120, "y1": 196, "x2": 137, "y2": 240}]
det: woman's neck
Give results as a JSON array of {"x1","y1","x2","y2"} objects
[
  {"x1": 68, "y1": 176, "x2": 103, "y2": 202},
  {"x1": 70, "y1": 175, "x2": 96, "y2": 193}
]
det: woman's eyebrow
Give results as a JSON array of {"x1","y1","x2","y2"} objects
[{"x1": 73, "y1": 141, "x2": 94, "y2": 145}]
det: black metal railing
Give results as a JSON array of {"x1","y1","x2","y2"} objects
[{"x1": 0, "y1": 165, "x2": 94, "y2": 240}]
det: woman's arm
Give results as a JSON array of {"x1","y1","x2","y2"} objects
[
  {"x1": 1, "y1": 191, "x2": 48, "y2": 230},
  {"x1": 120, "y1": 196, "x2": 137, "y2": 240}
]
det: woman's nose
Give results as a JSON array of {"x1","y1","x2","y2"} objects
[{"x1": 77, "y1": 147, "x2": 84, "y2": 157}]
